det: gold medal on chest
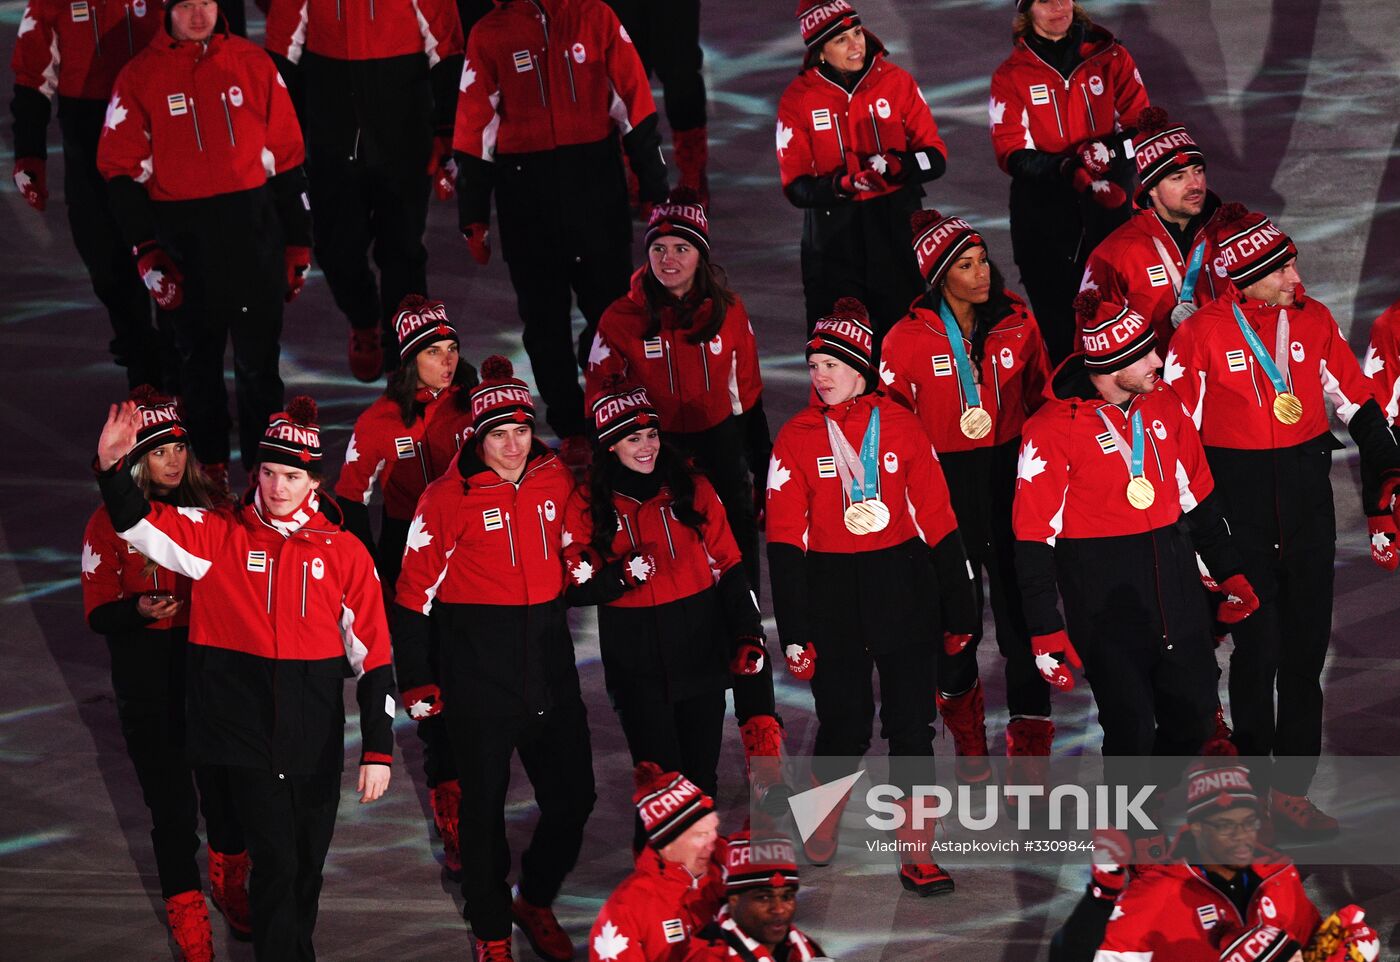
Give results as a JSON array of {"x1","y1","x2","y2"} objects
[
  {"x1": 843, "y1": 498, "x2": 891, "y2": 535},
  {"x1": 1272, "y1": 392, "x2": 1302, "y2": 425},
  {"x1": 959, "y1": 406, "x2": 993, "y2": 440},
  {"x1": 1126, "y1": 476, "x2": 1155, "y2": 510}
]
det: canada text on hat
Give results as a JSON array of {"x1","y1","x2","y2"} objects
[
  {"x1": 1186, "y1": 764, "x2": 1259, "y2": 819},
  {"x1": 911, "y1": 209, "x2": 983, "y2": 287},
  {"x1": 472, "y1": 385, "x2": 533, "y2": 421},
  {"x1": 1076, "y1": 290, "x2": 1157, "y2": 373},
  {"x1": 633, "y1": 762, "x2": 716, "y2": 850},
  {"x1": 645, "y1": 188, "x2": 711, "y2": 257},
  {"x1": 467, "y1": 355, "x2": 536, "y2": 438},
  {"x1": 129, "y1": 385, "x2": 187, "y2": 460},
  {"x1": 725, "y1": 832, "x2": 801, "y2": 893},
  {"x1": 592, "y1": 382, "x2": 659, "y2": 445},
  {"x1": 259, "y1": 396, "x2": 322, "y2": 467},
  {"x1": 1133, "y1": 107, "x2": 1207, "y2": 207},
  {"x1": 1211, "y1": 204, "x2": 1297, "y2": 289},
  {"x1": 394, "y1": 296, "x2": 456, "y2": 360},
  {"x1": 797, "y1": 0, "x2": 858, "y2": 47},
  {"x1": 807, "y1": 297, "x2": 874, "y2": 375}
]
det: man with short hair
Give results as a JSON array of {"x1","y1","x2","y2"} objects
[{"x1": 1080, "y1": 109, "x2": 1230, "y2": 350}]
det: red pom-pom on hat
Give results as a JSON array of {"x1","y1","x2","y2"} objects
[
  {"x1": 128, "y1": 383, "x2": 166, "y2": 406},
  {"x1": 665, "y1": 185, "x2": 703, "y2": 207},
  {"x1": 1135, "y1": 105, "x2": 1170, "y2": 135},
  {"x1": 1073, "y1": 289, "x2": 1102, "y2": 325},
  {"x1": 909, "y1": 208, "x2": 942, "y2": 234},
  {"x1": 831, "y1": 296, "x2": 869, "y2": 321},
  {"x1": 1215, "y1": 201, "x2": 1252, "y2": 231},
  {"x1": 481, "y1": 355, "x2": 514, "y2": 380},
  {"x1": 634, "y1": 761, "x2": 668, "y2": 793},
  {"x1": 395, "y1": 292, "x2": 431, "y2": 312},
  {"x1": 285, "y1": 395, "x2": 318, "y2": 426}
]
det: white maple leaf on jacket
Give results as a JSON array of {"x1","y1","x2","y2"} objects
[
  {"x1": 18, "y1": 8, "x2": 36, "y2": 36},
  {"x1": 1163, "y1": 349, "x2": 1186, "y2": 385},
  {"x1": 1017, "y1": 441, "x2": 1046, "y2": 483},
  {"x1": 344, "y1": 433, "x2": 360, "y2": 464},
  {"x1": 105, "y1": 94, "x2": 128, "y2": 131},
  {"x1": 775, "y1": 121, "x2": 793, "y2": 155},
  {"x1": 592, "y1": 920, "x2": 630, "y2": 962},
  {"x1": 767, "y1": 457, "x2": 791, "y2": 493},
  {"x1": 988, "y1": 97, "x2": 1006, "y2": 127},
  {"x1": 81, "y1": 541, "x2": 102, "y2": 578},
  {"x1": 587, "y1": 333, "x2": 611, "y2": 368},
  {"x1": 459, "y1": 59, "x2": 476, "y2": 92},
  {"x1": 406, "y1": 514, "x2": 433, "y2": 552},
  {"x1": 1363, "y1": 344, "x2": 1385, "y2": 378}
]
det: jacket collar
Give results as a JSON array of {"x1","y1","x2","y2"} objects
[{"x1": 456, "y1": 439, "x2": 557, "y2": 487}]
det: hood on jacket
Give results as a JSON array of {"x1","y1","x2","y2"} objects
[
  {"x1": 802, "y1": 30, "x2": 886, "y2": 73},
  {"x1": 1047, "y1": 351, "x2": 1099, "y2": 404},
  {"x1": 1014, "y1": 19, "x2": 1117, "y2": 59}
]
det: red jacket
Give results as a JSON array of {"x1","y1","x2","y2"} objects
[
  {"x1": 686, "y1": 905, "x2": 823, "y2": 962},
  {"x1": 586, "y1": 270, "x2": 764, "y2": 435},
  {"x1": 1163, "y1": 287, "x2": 1374, "y2": 450},
  {"x1": 775, "y1": 48, "x2": 946, "y2": 203},
  {"x1": 589, "y1": 847, "x2": 726, "y2": 962},
  {"x1": 12, "y1": 0, "x2": 161, "y2": 100},
  {"x1": 1095, "y1": 851, "x2": 1319, "y2": 962},
  {"x1": 453, "y1": 0, "x2": 656, "y2": 159},
  {"x1": 333, "y1": 388, "x2": 474, "y2": 522},
  {"x1": 394, "y1": 444, "x2": 575, "y2": 612},
  {"x1": 265, "y1": 0, "x2": 462, "y2": 64},
  {"x1": 989, "y1": 24, "x2": 1149, "y2": 172},
  {"x1": 97, "y1": 27, "x2": 306, "y2": 202},
  {"x1": 880, "y1": 293, "x2": 1051, "y2": 454},
  {"x1": 1081, "y1": 202, "x2": 1230, "y2": 351},
  {"x1": 83, "y1": 503, "x2": 192, "y2": 630},
  {"x1": 561, "y1": 474, "x2": 743, "y2": 608},
  {"x1": 1013, "y1": 362, "x2": 1216, "y2": 544},
  {"x1": 1364, "y1": 295, "x2": 1400, "y2": 424},
  {"x1": 766, "y1": 393, "x2": 959, "y2": 555}
]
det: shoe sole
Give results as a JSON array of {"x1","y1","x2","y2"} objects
[
  {"x1": 512, "y1": 910, "x2": 575, "y2": 962},
  {"x1": 899, "y1": 873, "x2": 955, "y2": 897}
]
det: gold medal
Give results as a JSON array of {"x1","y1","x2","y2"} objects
[
  {"x1": 959, "y1": 406, "x2": 993, "y2": 440},
  {"x1": 1272, "y1": 392, "x2": 1302, "y2": 425},
  {"x1": 843, "y1": 498, "x2": 891, "y2": 535},
  {"x1": 1125, "y1": 476, "x2": 1155, "y2": 510}
]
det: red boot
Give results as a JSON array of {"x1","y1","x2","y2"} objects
[
  {"x1": 164, "y1": 890, "x2": 214, "y2": 962},
  {"x1": 208, "y1": 848, "x2": 252, "y2": 941},
  {"x1": 1005, "y1": 716, "x2": 1054, "y2": 810},
  {"x1": 430, "y1": 779, "x2": 463, "y2": 876},
  {"x1": 475, "y1": 937, "x2": 516, "y2": 962},
  {"x1": 892, "y1": 797, "x2": 954, "y2": 896},
  {"x1": 672, "y1": 127, "x2": 710, "y2": 207},
  {"x1": 349, "y1": 326, "x2": 383, "y2": 383},
  {"x1": 512, "y1": 886, "x2": 575, "y2": 961},
  {"x1": 740, "y1": 715, "x2": 792, "y2": 816},
  {"x1": 937, "y1": 680, "x2": 992, "y2": 784},
  {"x1": 799, "y1": 773, "x2": 852, "y2": 866},
  {"x1": 1271, "y1": 789, "x2": 1340, "y2": 838}
]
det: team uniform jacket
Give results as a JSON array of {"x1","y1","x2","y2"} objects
[
  {"x1": 1095, "y1": 842, "x2": 1319, "y2": 962},
  {"x1": 586, "y1": 270, "x2": 764, "y2": 435},
  {"x1": 1365, "y1": 295, "x2": 1400, "y2": 423},
  {"x1": 1081, "y1": 200, "x2": 1229, "y2": 351},
  {"x1": 880, "y1": 292, "x2": 1051, "y2": 453},
  {"x1": 96, "y1": 466, "x2": 395, "y2": 774},
  {"x1": 334, "y1": 387, "x2": 474, "y2": 521},
  {"x1": 589, "y1": 846, "x2": 726, "y2": 962},
  {"x1": 775, "y1": 47, "x2": 946, "y2": 205},
  {"x1": 561, "y1": 472, "x2": 759, "y2": 702},
  {"x1": 687, "y1": 905, "x2": 824, "y2": 962},
  {"x1": 264, "y1": 0, "x2": 464, "y2": 168},
  {"x1": 83, "y1": 502, "x2": 193, "y2": 632},
  {"x1": 988, "y1": 24, "x2": 1149, "y2": 172}
]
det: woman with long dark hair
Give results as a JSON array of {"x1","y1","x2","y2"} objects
[
  {"x1": 81, "y1": 386, "x2": 245, "y2": 961},
  {"x1": 882, "y1": 210, "x2": 1053, "y2": 796},
  {"x1": 562, "y1": 379, "x2": 765, "y2": 844},
  {"x1": 333, "y1": 294, "x2": 476, "y2": 878}
]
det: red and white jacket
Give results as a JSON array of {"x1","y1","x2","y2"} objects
[
  {"x1": 589, "y1": 846, "x2": 727, "y2": 962},
  {"x1": 333, "y1": 388, "x2": 474, "y2": 522},
  {"x1": 775, "y1": 48, "x2": 945, "y2": 203},
  {"x1": 1163, "y1": 287, "x2": 1374, "y2": 450},
  {"x1": 97, "y1": 28, "x2": 306, "y2": 202},
  {"x1": 265, "y1": 0, "x2": 462, "y2": 65},
  {"x1": 453, "y1": 0, "x2": 656, "y2": 159},
  {"x1": 561, "y1": 474, "x2": 742, "y2": 608},
  {"x1": 686, "y1": 905, "x2": 824, "y2": 962},
  {"x1": 1013, "y1": 367, "x2": 1216, "y2": 544},
  {"x1": 989, "y1": 24, "x2": 1149, "y2": 172},
  {"x1": 766, "y1": 393, "x2": 959, "y2": 556},
  {"x1": 1364, "y1": 295, "x2": 1400, "y2": 424},
  {"x1": 12, "y1": 0, "x2": 161, "y2": 100},
  {"x1": 880, "y1": 293, "x2": 1051, "y2": 454},
  {"x1": 394, "y1": 444, "x2": 575, "y2": 612},
  {"x1": 1081, "y1": 203, "x2": 1230, "y2": 351},
  {"x1": 1095, "y1": 853, "x2": 1319, "y2": 962},
  {"x1": 83, "y1": 503, "x2": 192, "y2": 631},
  {"x1": 586, "y1": 270, "x2": 764, "y2": 435}
]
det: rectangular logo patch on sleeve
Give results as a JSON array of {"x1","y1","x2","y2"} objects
[
  {"x1": 931, "y1": 354, "x2": 953, "y2": 377},
  {"x1": 1029, "y1": 84, "x2": 1050, "y2": 106},
  {"x1": 512, "y1": 50, "x2": 533, "y2": 72},
  {"x1": 1196, "y1": 904, "x2": 1218, "y2": 930},
  {"x1": 247, "y1": 550, "x2": 267, "y2": 572},
  {"x1": 661, "y1": 919, "x2": 686, "y2": 944},
  {"x1": 1095, "y1": 431, "x2": 1118, "y2": 454},
  {"x1": 811, "y1": 108, "x2": 832, "y2": 131},
  {"x1": 394, "y1": 436, "x2": 416, "y2": 459},
  {"x1": 482, "y1": 507, "x2": 504, "y2": 531},
  {"x1": 167, "y1": 93, "x2": 188, "y2": 116},
  {"x1": 816, "y1": 456, "x2": 837, "y2": 479},
  {"x1": 1226, "y1": 349, "x2": 1248, "y2": 373},
  {"x1": 1146, "y1": 264, "x2": 1170, "y2": 287},
  {"x1": 70, "y1": 1, "x2": 90, "y2": 20},
  {"x1": 643, "y1": 337, "x2": 664, "y2": 359}
]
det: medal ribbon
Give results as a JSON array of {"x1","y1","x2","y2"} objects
[
  {"x1": 1095, "y1": 407, "x2": 1146, "y2": 480},
  {"x1": 1231, "y1": 303, "x2": 1291, "y2": 395},
  {"x1": 824, "y1": 405, "x2": 881, "y2": 505},
  {"x1": 938, "y1": 299, "x2": 981, "y2": 410}
]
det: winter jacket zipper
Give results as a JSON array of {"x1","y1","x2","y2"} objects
[
  {"x1": 300, "y1": 561, "x2": 308, "y2": 617},
  {"x1": 536, "y1": 504, "x2": 550, "y2": 559},
  {"x1": 620, "y1": 514, "x2": 638, "y2": 549},
  {"x1": 866, "y1": 103, "x2": 883, "y2": 153},
  {"x1": 336, "y1": 0, "x2": 342, "y2": 20},
  {"x1": 124, "y1": 5, "x2": 134, "y2": 56},
  {"x1": 658, "y1": 506, "x2": 676, "y2": 559},
  {"x1": 91, "y1": 5, "x2": 102, "y2": 56},
  {"x1": 504, "y1": 511, "x2": 517, "y2": 566},
  {"x1": 664, "y1": 338, "x2": 676, "y2": 394},
  {"x1": 220, "y1": 92, "x2": 236, "y2": 146},
  {"x1": 265, "y1": 557, "x2": 274, "y2": 612},
  {"x1": 698, "y1": 344, "x2": 710, "y2": 392},
  {"x1": 189, "y1": 96, "x2": 205, "y2": 151},
  {"x1": 533, "y1": 54, "x2": 547, "y2": 108},
  {"x1": 416, "y1": 441, "x2": 430, "y2": 487},
  {"x1": 564, "y1": 50, "x2": 576, "y2": 103},
  {"x1": 1079, "y1": 82, "x2": 1096, "y2": 130},
  {"x1": 1047, "y1": 88, "x2": 1065, "y2": 140}
]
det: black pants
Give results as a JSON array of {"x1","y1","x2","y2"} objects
[
  {"x1": 505, "y1": 246, "x2": 631, "y2": 439},
  {"x1": 616, "y1": 689, "x2": 726, "y2": 849},
  {"x1": 939, "y1": 445, "x2": 1050, "y2": 718},
  {"x1": 108, "y1": 629, "x2": 243, "y2": 899},
  {"x1": 156, "y1": 189, "x2": 286, "y2": 468},
  {"x1": 603, "y1": 0, "x2": 705, "y2": 131},
  {"x1": 227, "y1": 767, "x2": 341, "y2": 962},
  {"x1": 307, "y1": 154, "x2": 431, "y2": 363},
  {"x1": 58, "y1": 101, "x2": 168, "y2": 390},
  {"x1": 446, "y1": 701, "x2": 597, "y2": 941}
]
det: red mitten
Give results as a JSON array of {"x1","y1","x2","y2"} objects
[
  {"x1": 620, "y1": 550, "x2": 656, "y2": 589},
  {"x1": 403, "y1": 684, "x2": 443, "y2": 720},
  {"x1": 1089, "y1": 828, "x2": 1130, "y2": 901},
  {"x1": 943, "y1": 632, "x2": 972, "y2": 656},
  {"x1": 1032, "y1": 629, "x2": 1082, "y2": 691},
  {"x1": 836, "y1": 168, "x2": 889, "y2": 196},
  {"x1": 1074, "y1": 139, "x2": 1114, "y2": 176},
  {"x1": 730, "y1": 635, "x2": 766, "y2": 676},
  {"x1": 1368, "y1": 515, "x2": 1398, "y2": 571},
  {"x1": 1068, "y1": 165, "x2": 1127, "y2": 209},
  {"x1": 13, "y1": 157, "x2": 47, "y2": 211},
  {"x1": 867, "y1": 151, "x2": 904, "y2": 182},
  {"x1": 1216, "y1": 574, "x2": 1260, "y2": 625},
  {"x1": 134, "y1": 241, "x2": 184, "y2": 310},
  {"x1": 784, "y1": 642, "x2": 816, "y2": 681},
  {"x1": 463, "y1": 223, "x2": 491, "y2": 265},
  {"x1": 428, "y1": 134, "x2": 456, "y2": 201},
  {"x1": 283, "y1": 245, "x2": 312, "y2": 303}
]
